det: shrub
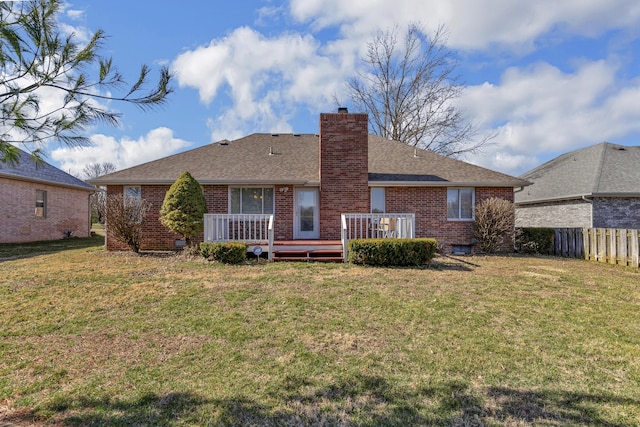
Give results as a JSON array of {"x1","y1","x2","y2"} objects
[
  {"x1": 160, "y1": 171, "x2": 208, "y2": 246},
  {"x1": 473, "y1": 197, "x2": 515, "y2": 253},
  {"x1": 516, "y1": 227, "x2": 555, "y2": 255},
  {"x1": 348, "y1": 238, "x2": 437, "y2": 266},
  {"x1": 200, "y1": 242, "x2": 248, "y2": 264},
  {"x1": 104, "y1": 194, "x2": 151, "y2": 253}
]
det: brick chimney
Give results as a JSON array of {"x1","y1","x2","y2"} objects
[{"x1": 319, "y1": 111, "x2": 369, "y2": 239}]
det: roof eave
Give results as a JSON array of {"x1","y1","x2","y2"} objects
[
  {"x1": 516, "y1": 192, "x2": 640, "y2": 205},
  {"x1": 369, "y1": 180, "x2": 531, "y2": 188},
  {"x1": 89, "y1": 178, "x2": 317, "y2": 186},
  {"x1": 1, "y1": 172, "x2": 95, "y2": 192}
]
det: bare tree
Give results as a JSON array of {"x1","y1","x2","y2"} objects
[
  {"x1": 82, "y1": 162, "x2": 117, "y2": 180},
  {"x1": 82, "y1": 162, "x2": 116, "y2": 224},
  {"x1": 344, "y1": 23, "x2": 492, "y2": 157},
  {"x1": 104, "y1": 193, "x2": 150, "y2": 253}
]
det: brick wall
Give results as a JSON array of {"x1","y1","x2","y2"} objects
[
  {"x1": 515, "y1": 199, "x2": 592, "y2": 228},
  {"x1": 106, "y1": 184, "x2": 233, "y2": 251},
  {"x1": 592, "y1": 197, "x2": 640, "y2": 229},
  {"x1": 319, "y1": 112, "x2": 369, "y2": 239},
  {"x1": 275, "y1": 185, "x2": 294, "y2": 240},
  {"x1": 386, "y1": 186, "x2": 515, "y2": 253},
  {"x1": 0, "y1": 177, "x2": 91, "y2": 243}
]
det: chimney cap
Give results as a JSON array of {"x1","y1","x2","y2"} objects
[{"x1": 338, "y1": 107, "x2": 348, "y2": 113}]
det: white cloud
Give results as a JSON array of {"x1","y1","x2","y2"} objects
[
  {"x1": 288, "y1": 0, "x2": 640, "y2": 51},
  {"x1": 167, "y1": 0, "x2": 640, "y2": 177},
  {"x1": 171, "y1": 26, "x2": 352, "y2": 141},
  {"x1": 461, "y1": 60, "x2": 640, "y2": 175},
  {"x1": 50, "y1": 127, "x2": 190, "y2": 177}
]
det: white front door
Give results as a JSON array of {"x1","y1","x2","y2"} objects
[{"x1": 294, "y1": 188, "x2": 320, "y2": 239}]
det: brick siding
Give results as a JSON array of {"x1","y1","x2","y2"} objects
[
  {"x1": 0, "y1": 177, "x2": 91, "y2": 243},
  {"x1": 274, "y1": 185, "x2": 294, "y2": 240},
  {"x1": 106, "y1": 184, "x2": 233, "y2": 251},
  {"x1": 515, "y1": 199, "x2": 592, "y2": 228},
  {"x1": 319, "y1": 112, "x2": 369, "y2": 239},
  {"x1": 592, "y1": 197, "x2": 640, "y2": 229},
  {"x1": 386, "y1": 186, "x2": 515, "y2": 253}
]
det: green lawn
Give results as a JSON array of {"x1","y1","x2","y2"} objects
[{"x1": 0, "y1": 238, "x2": 639, "y2": 426}]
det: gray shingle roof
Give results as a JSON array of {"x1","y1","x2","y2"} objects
[
  {"x1": 89, "y1": 133, "x2": 529, "y2": 188},
  {"x1": 0, "y1": 149, "x2": 94, "y2": 191},
  {"x1": 516, "y1": 142, "x2": 640, "y2": 204}
]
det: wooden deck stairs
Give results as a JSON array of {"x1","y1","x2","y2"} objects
[{"x1": 271, "y1": 240, "x2": 343, "y2": 262}]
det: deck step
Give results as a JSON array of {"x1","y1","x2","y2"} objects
[
  {"x1": 272, "y1": 247, "x2": 344, "y2": 262},
  {"x1": 272, "y1": 256, "x2": 344, "y2": 262}
]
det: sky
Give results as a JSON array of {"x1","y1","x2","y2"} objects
[{"x1": 42, "y1": 0, "x2": 640, "y2": 178}]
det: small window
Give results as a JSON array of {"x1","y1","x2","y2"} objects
[
  {"x1": 35, "y1": 190, "x2": 47, "y2": 217},
  {"x1": 230, "y1": 187, "x2": 274, "y2": 214},
  {"x1": 371, "y1": 188, "x2": 385, "y2": 213},
  {"x1": 447, "y1": 188, "x2": 475, "y2": 220},
  {"x1": 124, "y1": 186, "x2": 141, "y2": 200}
]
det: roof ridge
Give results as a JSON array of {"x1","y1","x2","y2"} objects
[{"x1": 592, "y1": 142, "x2": 610, "y2": 193}]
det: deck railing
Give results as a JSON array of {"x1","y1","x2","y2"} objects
[
  {"x1": 204, "y1": 214, "x2": 274, "y2": 260},
  {"x1": 341, "y1": 213, "x2": 416, "y2": 262}
]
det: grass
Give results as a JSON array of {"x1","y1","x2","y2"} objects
[{"x1": 0, "y1": 238, "x2": 639, "y2": 426}]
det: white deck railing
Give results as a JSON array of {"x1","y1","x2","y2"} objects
[
  {"x1": 204, "y1": 214, "x2": 274, "y2": 260},
  {"x1": 341, "y1": 213, "x2": 416, "y2": 262}
]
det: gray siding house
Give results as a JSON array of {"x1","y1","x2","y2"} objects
[{"x1": 515, "y1": 142, "x2": 640, "y2": 229}]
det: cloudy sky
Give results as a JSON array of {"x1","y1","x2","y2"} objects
[{"x1": 46, "y1": 0, "x2": 640, "y2": 177}]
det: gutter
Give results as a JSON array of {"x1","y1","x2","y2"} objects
[
  {"x1": 516, "y1": 192, "x2": 640, "y2": 206},
  {"x1": 88, "y1": 178, "x2": 317, "y2": 186},
  {"x1": 369, "y1": 180, "x2": 531, "y2": 188}
]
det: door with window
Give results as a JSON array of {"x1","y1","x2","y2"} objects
[{"x1": 294, "y1": 188, "x2": 319, "y2": 239}]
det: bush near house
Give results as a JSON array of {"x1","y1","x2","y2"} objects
[
  {"x1": 348, "y1": 238, "x2": 437, "y2": 266},
  {"x1": 473, "y1": 197, "x2": 515, "y2": 254},
  {"x1": 200, "y1": 242, "x2": 248, "y2": 264},
  {"x1": 516, "y1": 227, "x2": 555, "y2": 255},
  {"x1": 104, "y1": 194, "x2": 151, "y2": 253},
  {"x1": 160, "y1": 171, "x2": 208, "y2": 247}
]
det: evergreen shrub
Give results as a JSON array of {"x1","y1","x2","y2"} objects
[{"x1": 348, "y1": 238, "x2": 437, "y2": 266}]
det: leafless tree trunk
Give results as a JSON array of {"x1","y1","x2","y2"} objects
[{"x1": 344, "y1": 23, "x2": 493, "y2": 157}]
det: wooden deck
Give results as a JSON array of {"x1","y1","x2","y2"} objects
[{"x1": 270, "y1": 240, "x2": 343, "y2": 262}]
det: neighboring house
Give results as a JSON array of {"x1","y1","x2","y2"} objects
[
  {"x1": 515, "y1": 142, "x2": 640, "y2": 229},
  {"x1": 0, "y1": 148, "x2": 94, "y2": 243},
  {"x1": 90, "y1": 111, "x2": 529, "y2": 255}
]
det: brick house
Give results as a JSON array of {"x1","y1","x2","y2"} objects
[
  {"x1": 515, "y1": 142, "x2": 640, "y2": 229},
  {"x1": 0, "y1": 149, "x2": 94, "y2": 243},
  {"x1": 90, "y1": 111, "x2": 529, "y2": 256}
]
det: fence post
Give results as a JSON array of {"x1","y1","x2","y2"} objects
[{"x1": 631, "y1": 229, "x2": 639, "y2": 268}]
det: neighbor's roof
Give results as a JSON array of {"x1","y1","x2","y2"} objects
[
  {"x1": 0, "y1": 148, "x2": 95, "y2": 191},
  {"x1": 89, "y1": 133, "x2": 529, "y2": 188},
  {"x1": 515, "y1": 142, "x2": 640, "y2": 204}
]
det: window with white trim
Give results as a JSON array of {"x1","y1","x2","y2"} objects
[
  {"x1": 35, "y1": 190, "x2": 47, "y2": 217},
  {"x1": 124, "y1": 186, "x2": 141, "y2": 200},
  {"x1": 447, "y1": 188, "x2": 475, "y2": 220},
  {"x1": 230, "y1": 187, "x2": 274, "y2": 214},
  {"x1": 370, "y1": 188, "x2": 385, "y2": 213}
]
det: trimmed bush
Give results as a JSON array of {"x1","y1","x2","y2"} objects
[
  {"x1": 200, "y1": 242, "x2": 248, "y2": 264},
  {"x1": 516, "y1": 227, "x2": 555, "y2": 255},
  {"x1": 348, "y1": 238, "x2": 437, "y2": 266},
  {"x1": 160, "y1": 171, "x2": 208, "y2": 246}
]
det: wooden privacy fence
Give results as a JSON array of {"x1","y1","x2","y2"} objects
[{"x1": 554, "y1": 228, "x2": 640, "y2": 268}]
